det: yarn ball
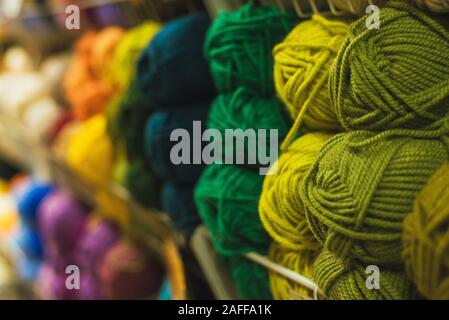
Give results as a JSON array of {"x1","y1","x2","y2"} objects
[
  {"x1": 330, "y1": 1, "x2": 449, "y2": 134},
  {"x1": 75, "y1": 273, "x2": 102, "y2": 300},
  {"x1": 91, "y1": 26, "x2": 125, "y2": 82},
  {"x1": 223, "y1": 255, "x2": 272, "y2": 300},
  {"x1": 403, "y1": 162, "x2": 449, "y2": 299},
  {"x1": 137, "y1": 14, "x2": 215, "y2": 107},
  {"x1": 37, "y1": 263, "x2": 74, "y2": 300},
  {"x1": 66, "y1": 115, "x2": 114, "y2": 187},
  {"x1": 204, "y1": 3, "x2": 297, "y2": 96},
  {"x1": 144, "y1": 104, "x2": 210, "y2": 184},
  {"x1": 38, "y1": 190, "x2": 88, "y2": 255},
  {"x1": 195, "y1": 163, "x2": 270, "y2": 256},
  {"x1": 259, "y1": 132, "x2": 332, "y2": 251},
  {"x1": 17, "y1": 226, "x2": 43, "y2": 260},
  {"x1": 124, "y1": 159, "x2": 160, "y2": 209},
  {"x1": 111, "y1": 21, "x2": 162, "y2": 90},
  {"x1": 300, "y1": 131, "x2": 448, "y2": 266},
  {"x1": 208, "y1": 87, "x2": 290, "y2": 170},
  {"x1": 113, "y1": 80, "x2": 153, "y2": 159},
  {"x1": 415, "y1": 0, "x2": 449, "y2": 12},
  {"x1": 268, "y1": 242, "x2": 316, "y2": 300},
  {"x1": 273, "y1": 15, "x2": 349, "y2": 131},
  {"x1": 75, "y1": 218, "x2": 119, "y2": 273},
  {"x1": 97, "y1": 241, "x2": 164, "y2": 299},
  {"x1": 16, "y1": 180, "x2": 54, "y2": 227},
  {"x1": 21, "y1": 96, "x2": 62, "y2": 140},
  {"x1": 162, "y1": 183, "x2": 201, "y2": 236},
  {"x1": 313, "y1": 250, "x2": 416, "y2": 299}
]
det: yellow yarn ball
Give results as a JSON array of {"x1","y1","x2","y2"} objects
[
  {"x1": 273, "y1": 15, "x2": 349, "y2": 134},
  {"x1": 66, "y1": 115, "x2": 114, "y2": 187},
  {"x1": 259, "y1": 132, "x2": 333, "y2": 251},
  {"x1": 268, "y1": 242, "x2": 317, "y2": 300},
  {"x1": 403, "y1": 162, "x2": 449, "y2": 299}
]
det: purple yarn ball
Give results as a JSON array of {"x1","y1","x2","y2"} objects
[
  {"x1": 37, "y1": 190, "x2": 88, "y2": 256},
  {"x1": 75, "y1": 219, "x2": 119, "y2": 273},
  {"x1": 38, "y1": 264, "x2": 74, "y2": 300},
  {"x1": 75, "y1": 273, "x2": 102, "y2": 300}
]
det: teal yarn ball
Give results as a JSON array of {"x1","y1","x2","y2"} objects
[
  {"x1": 144, "y1": 103, "x2": 210, "y2": 185},
  {"x1": 124, "y1": 160, "x2": 161, "y2": 209},
  {"x1": 137, "y1": 14, "x2": 216, "y2": 108},
  {"x1": 161, "y1": 183, "x2": 201, "y2": 236},
  {"x1": 204, "y1": 3, "x2": 297, "y2": 96},
  {"x1": 208, "y1": 87, "x2": 290, "y2": 170},
  {"x1": 195, "y1": 163, "x2": 270, "y2": 256}
]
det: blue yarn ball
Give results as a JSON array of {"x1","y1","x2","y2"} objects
[
  {"x1": 137, "y1": 14, "x2": 216, "y2": 108},
  {"x1": 162, "y1": 183, "x2": 201, "y2": 235},
  {"x1": 17, "y1": 226, "x2": 44, "y2": 260},
  {"x1": 16, "y1": 181, "x2": 54, "y2": 227},
  {"x1": 144, "y1": 103, "x2": 210, "y2": 184}
]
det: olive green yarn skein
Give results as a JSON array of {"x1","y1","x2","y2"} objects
[
  {"x1": 330, "y1": 1, "x2": 449, "y2": 134},
  {"x1": 208, "y1": 87, "x2": 290, "y2": 170},
  {"x1": 313, "y1": 249, "x2": 417, "y2": 300},
  {"x1": 204, "y1": 3, "x2": 297, "y2": 96},
  {"x1": 403, "y1": 162, "x2": 449, "y2": 299},
  {"x1": 300, "y1": 131, "x2": 448, "y2": 266}
]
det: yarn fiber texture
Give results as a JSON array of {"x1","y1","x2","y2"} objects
[
  {"x1": 66, "y1": 115, "x2": 114, "y2": 187},
  {"x1": 330, "y1": 1, "x2": 449, "y2": 134},
  {"x1": 268, "y1": 242, "x2": 316, "y2": 300},
  {"x1": 403, "y1": 162, "x2": 449, "y2": 299},
  {"x1": 38, "y1": 190, "x2": 88, "y2": 256},
  {"x1": 137, "y1": 14, "x2": 215, "y2": 108},
  {"x1": 144, "y1": 104, "x2": 210, "y2": 185},
  {"x1": 195, "y1": 163, "x2": 271, "y2": 256},
  {"x1": 205, "y1": 3, "x2": 297, "y2": 96},
  {"x1": 259, "y1": 132, "x2": 332, "y2": 252},
  {"x1": 98, "y1": 241, "x2": 164, "y2": 300},
  {"x1": 208, "y1": 87, "x2": 290, "y2": 169},
  {"x1": 313, "y1": 249, "x2": 416, "y2": 299},
  {"x1": 273, "y1": 15, "x2": 350, "y2": 136},
  {"x1": 300, "y1": 131, "x2": 448, "y2": 265},
  {"x1": 162, "y1": 183, "x2": 201, "y2": 236}
]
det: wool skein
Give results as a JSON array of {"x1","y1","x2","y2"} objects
[
  {"x1": 208, "y1": 87, "x2": 290, "y2": 170},
  {"x1": 403, "y1": 162, "x2": 449, "y2": 299},
  {"x1": 330, "y1": 1, "x2": 449, "y2": 134},
  {"x1": 137, "y1": 14, "x2": 215, "y2": 107},
  {"x1": 205, "y1": 3, "x2": 297, "y2": 96},
  {"x1": 313, "y1": 249, "x2": 416, "y2": 299},
  {"x1": 273, "y1": 15, "x2": 349, "y2": 147},
  {"x1": 300, "y1": 131, "x2": 448, "y2": 266},
  {"x1": 195, "y1": 164, "x2": 271, "y2": 255},
  {"x1": 268, "y1": 242, "x2": 316, "y2": 300},
  {"x1": 259, "y1": 132, "x2": 332, "y2": 252},
  {"x1": 144, "y1": 104, "x2": 210, "y2": 185}
]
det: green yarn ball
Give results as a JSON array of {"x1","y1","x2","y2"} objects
[
  {"x1": 204, "y1": 3, "x2": 297, "y2": 96},
  {"x1": 313, "y1": 250, "x2": 417, "y2": 300},
  {"x1": 331, "y1": 1, "x2": 449, "y2": 134},
  {"x1": 195, "y1": 163, "x2": 271, "y2": 256},
  {"x1": 300, "y1": 131, "x2": 448, "y2": 266},
  {"x1": 115, "y1": 80, "x2": 153, "y2": 160},
  {"x1": 124, "y1": 159, "x2": 160, "y2": 209},
  {"x1": 208, "y1": 87, "x2": 290, "y2": 170},
  {"x1": 223, "y1": 255, "x2": 272, "y2": 300}
]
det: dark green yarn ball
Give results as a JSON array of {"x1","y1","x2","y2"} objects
[
  {"x1": 124, "y1": 159, "x2": 160, "y2": 209},
  {"x1": 204, "y1": 3, "x2": 297, "y2": 96}
]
